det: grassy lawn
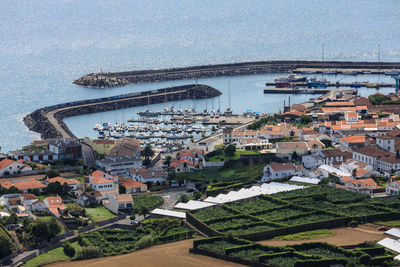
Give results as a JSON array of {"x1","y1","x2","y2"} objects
[
  {"x1": 207, "y1": 150, "x2": 259, "y2": 162},
  {"x1": 133, "y1": 195, "x2": 164, "y2": 213},
  {"x1": 273, "y1": 229, "x2": 334, "y2": 241},
  {"x1": 24, "y1": 242, "x2": 81, "y2": 267},
  {"x1": 374, "y1": 220, "x2": 400, "y2": 227},
  {"x1": 85, "y1": 206, "x2": 116, "y2": 222},
  {"x1": 175, "y1": 161, "x2": 264, "y2": 183}
]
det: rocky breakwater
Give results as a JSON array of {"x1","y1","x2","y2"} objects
[
  {"x1": 23, "y1": 84, "x2": 222, "y2": 139},
  {"x1": 73, "y1": 73, "x2": 130, "y2": 88},
  {"x1": 73, "y1": 61, "x2": 293, "y2": 88}
]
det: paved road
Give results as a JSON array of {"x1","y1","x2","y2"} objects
[
  {"x1": 160, "y1": 188, "x2": 190, "y2": 210},
  {"x1": 81, "y1": 143, "x2": 96, "y2": 167}
]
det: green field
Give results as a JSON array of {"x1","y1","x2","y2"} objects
[
  {"x1": 206, "y1": 150, "x2": 259, "y2": 162},
  {"x1": 133, "y1": 195, "x2": 164, "y2": 213},
  {"x1": 175, "y1": 161, "x2": 264, "y2": 183},
  {"x1": 273, "y1": 229, "x2": 334, "y2": 241},
  {"x1": 24, "y1": 242, "x2": 81, "y2": 267},
  {"x1": 85, "y1": 207, "x2": 116, "y2": 222}
]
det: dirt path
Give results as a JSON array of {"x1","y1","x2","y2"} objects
[
  {"x1": 47, "y1": 239, "x2": 244, "y2": 267},
  {"x1": 259, "y1": 226, "x2": 386, "y2": 247}
]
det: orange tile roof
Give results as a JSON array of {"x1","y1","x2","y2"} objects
[
  {"x1": 0, "y1": 159, "x2": 18, "y2": 171},
  {"x1": 341, "y1": 135, "x2": 366, "y2": 144},
  {"x1": 346, "y1": 112, "x2": 358, "y2": 118},
  {"x1": 90, "y1": 177, "x2": 114, "y2": 184},
  {"x1": 48, "y1": 177, "x2": 78, "y2": 185},
  {"x1": 121, "y1": 180, "x2": 146, "y2": 188},
  {"x1": 325, "y1": 101, "x2": 355, "y2": 107},
  {"x1": 1, "y1": 179, "x2": 46, "y2": 191},
  {"x1": 91, "y1": 170, "x2": 106, "y2": 178},
  {"x1": 115, "y1": 194, "x2": 133, "y2": 203},
  {"x1": 170, "y1": 158, "x2": 197, "y2": 167}
]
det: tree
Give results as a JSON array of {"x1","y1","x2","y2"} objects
[
  {"x1": 47, "y1": 181, "x2": 63, "y2": 195},
  {"x1": 193, "y1": 191, "x2": 202, "y2": 200},
  {"x1": 139, "y1": 206, "x2": 149, "y2": 218},
  {"x1": 224, "y1": 144, "x2": 236, "y2": 157},
  {"x1": 179, "y1": 194, "x2": 189, "y2": 203},
  {"x1": 119, "y1": 185, "x2": 126, "y2": 194},
  {"x1": 0, "y1": 235, "x2": 12, "y2": 258},
  {"x1": 163, "y1": 156, "x2": 172, "y2": 167},
  {"x1": 320, "y1": 139, "x2": 332, "y2": 148},
  {"x1": 45, "y1": 169, "x2": 60, "y2": 178},
  {"x1": 63, "y1": 241, "x2": 75, "y2": 257},
  {"x1": 352, "y1": 168, "x2": 357, "y2": 178},
  {"x1": 292, "y1": 151, "x2": 298, "y2": 161},
  {"x1": 141, "y1": 145, "x2": 154, "y2": 167},
  {"x1": 300, "y1": 115, "x2": 312, "y2": 124}
]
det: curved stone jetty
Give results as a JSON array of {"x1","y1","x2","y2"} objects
[
  {"x1": 24, "y1": 84, "x2": 221, "y2": 139},
  {"x1": 73, "y1": 60, "x2": 400, "y2": 88}
]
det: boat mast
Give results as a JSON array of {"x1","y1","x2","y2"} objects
[{"x1": 228, "y1": 80, "x2": 231, "y2": 111}]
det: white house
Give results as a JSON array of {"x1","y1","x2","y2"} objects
[
  {"x1": 89, "y1": 176, "x2": 115, "y2": 191},
  {"x1": 129, "y1": 168, "x2": 167, "y2": 184},
  {"x1": 386, "y1": 180, "x2": 400, "y2": 195},
  {"x1": 262, "y1": 162, "x2": 304, "y2": 181},
  {"x1": 302, "y1": 154, "x2": 325, "y2": 169},
  {"x1": 0, "y1": 159, "x2": 30, "y2": 177},
  {"x1": 1, "y1": 179, "x2": 47, "y2": 194},
  {"x1": 105, "y1": 194, "x2": 133, "y2": 214},
  {"x1": 344, "y1": 112, "x2": 359, "y2": 124},
  {"x1": 344, "y1": 178, "x2": 379, "y2": 195}
]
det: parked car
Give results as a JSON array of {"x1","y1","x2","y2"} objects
[
  {"x1": 378, "y1": 226, "x2": 390, "y2": 231},
  {"x1": 130, "y1": 219, "x2": 139, "y2": 225}
]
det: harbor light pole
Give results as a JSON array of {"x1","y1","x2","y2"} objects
[{"x1": 322, "y1": 43, "x2": 325, "y2": 62}]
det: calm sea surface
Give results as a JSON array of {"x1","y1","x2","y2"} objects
[{"x1": 1, "y1": 0, "x2": 399, "y2": 152}]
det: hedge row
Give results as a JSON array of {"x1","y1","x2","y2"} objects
[
  {"x1": 186, "y1": 212, "x2": 223, "y2": 237},
  {"x1": 157, "y1": 230, "x2": 194, "y2": 243}
]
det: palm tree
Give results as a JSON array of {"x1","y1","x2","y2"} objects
[
  {"x1": 141, "y1": 145, "x2": 154, "y2": 161},
  {"x1": 163, "y1": 156, "x2": 172, "y2": 167}
]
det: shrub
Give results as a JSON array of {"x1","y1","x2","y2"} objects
[
  {"x1": 358, "y1": 254, "x2": 371, "y2": 265},
  {"x1": 63, "y1": 241, "x2": 75, "y2": 257},
  {"x1": 0, "y1": 234, "x2": 12, "y2": 258},
  {"x1": 349, "y1": 220, "x2": 358, "y2": 227},
  {"x1": 76, "y1": 246, "x2": 103, "y2": 260},
  {"x1": 136, "y1": 235, "x2": 154, "y2": 249}
]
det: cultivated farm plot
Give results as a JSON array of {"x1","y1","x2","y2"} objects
[
  {"x1": 193, "y1": 206, "x2": 237, "y2": 221},
  {"x1": 227, "y1": 197, "x2": 284, "y2": 214},
  {"x1": 193, "y1": 236, "x2": 398, "y2": 267}
]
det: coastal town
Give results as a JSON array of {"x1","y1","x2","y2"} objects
[
  {"x1": 2, "y1": 69, "x2": 400, "y2": 266},
  {"x1": 2, "y1": 1, "x2": 400, "y2": 266}
]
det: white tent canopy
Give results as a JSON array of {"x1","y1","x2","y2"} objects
[
  {"x1": 203, "y1": 182, "x2": 305, "y2": 204},
  {"x1": 150, "y1": 208, "x2": 186, "y2": 219},
  {"x1": 290, "y1": 176, "x2": 320, "y2": 185},
  {"x1": 385, "y1": 228, "x2": 400, "y2": 239},
  {"x1": 378, "y1": 238, "x2": 400, "y2": 253},
  {"x1": 174, "y1": 200, "x2": 216, "y2": 210}
]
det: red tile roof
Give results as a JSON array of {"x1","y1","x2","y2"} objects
[
  {"x1": 268, "y1": 162, "x2": 296, "y2": 172},
  {"x1": 121, "y1": 180, "x2": 146, "y2": 188},
  {"x1": 48, "y1": 177, "x2": 78, "y2": 185},
  {"x1": 90, "y1": 177, "x2": 114, "y2": 184},
  {"x1": 0, "y1": 159, "x2": 18, "y2": 171},
  {"x1": 1, "y1": 179, "x2": 46, "y2": 190},
  {"x1": 115, "y1": 194, "x2": 133, "y2": 203}
]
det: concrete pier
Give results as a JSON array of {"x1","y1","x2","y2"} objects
[{"x1": 23, "y1": 84, "x2": 222, "y2": 140}]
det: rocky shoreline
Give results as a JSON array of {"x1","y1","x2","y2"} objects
[
  {"x1": 24, "y1": 84, "x2": 221, "y2": 139},
  {"x1": 73, "y1": 60, "x2": 400, "y2": 88}
]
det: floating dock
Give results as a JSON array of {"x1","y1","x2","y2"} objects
[
  {"x1": 265, "y1": 82, "x2": 394, "y2": 88},
  {"x1": 264, "y1": 88, "x2": 331, "y2": 94}
]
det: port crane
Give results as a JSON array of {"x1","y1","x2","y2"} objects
[{"x1": 394, "y1": 75, "x2": 400, "y2": 92}]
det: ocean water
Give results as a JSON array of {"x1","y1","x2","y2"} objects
[{"x1": 1, "y1": 0, "x2": 399, "y2": 152}]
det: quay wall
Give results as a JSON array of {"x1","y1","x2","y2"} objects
[
  {"x1": 23, "y1": 84, "x2": 221, "y2": 139},
  {"x1": 73, "y1": 60, "x2": 400, "y2": 88}
]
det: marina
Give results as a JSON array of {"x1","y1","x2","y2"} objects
[{"x1": 91, "y1": 106, "x2": 257, "y2": 150}]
